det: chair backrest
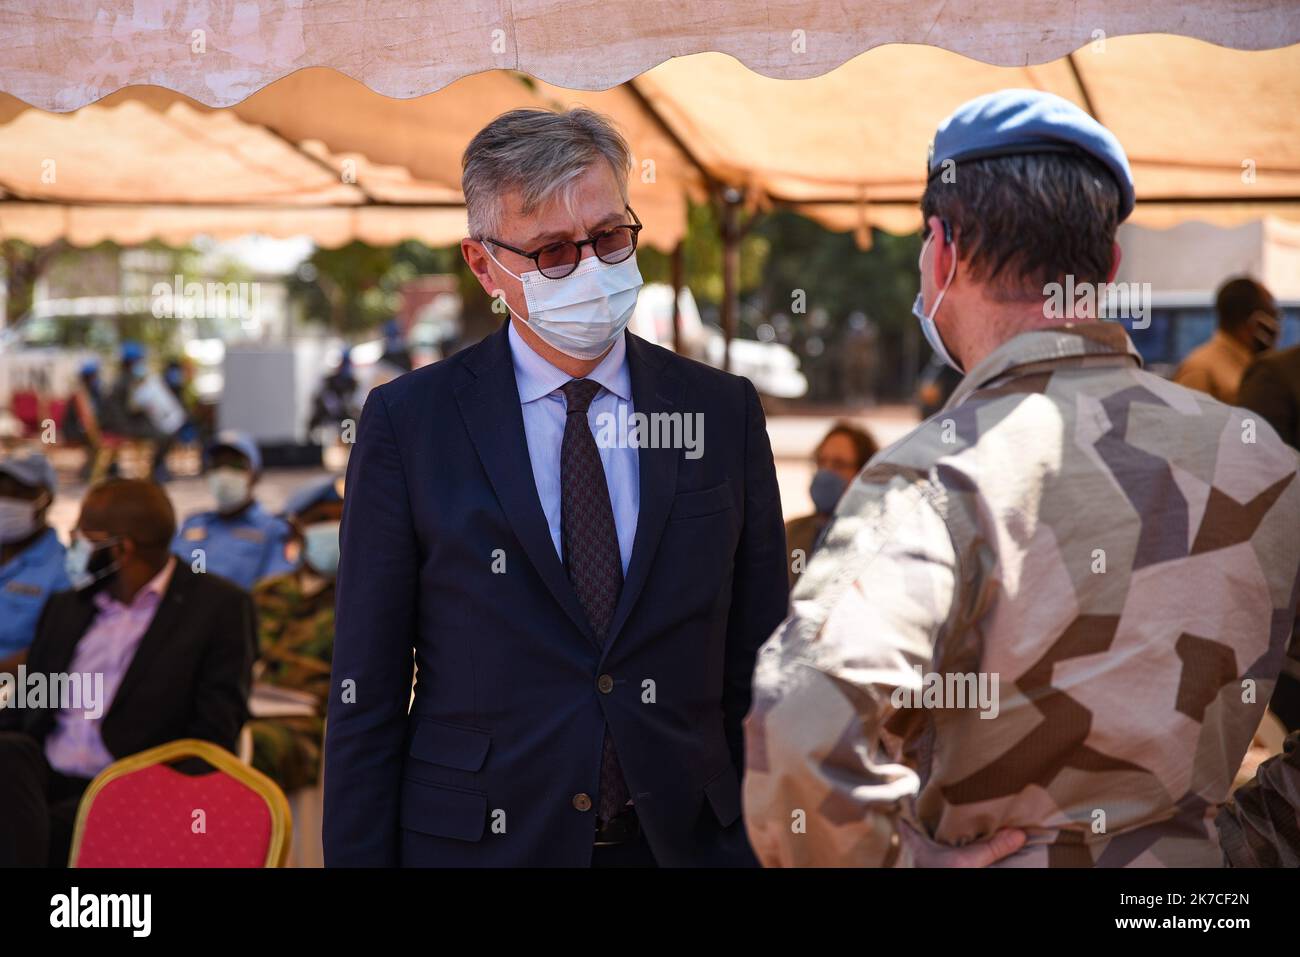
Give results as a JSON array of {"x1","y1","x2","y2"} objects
[{"x1": 70, "y1": 739, "x2": 292, "y2": 867}]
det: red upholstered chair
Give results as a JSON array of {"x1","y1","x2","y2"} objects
[{"x1": 70, "y1": 739, "x2": 292, "y2": 867}]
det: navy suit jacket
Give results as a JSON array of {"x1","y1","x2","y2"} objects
[{"x1": 323, "y1": 323, "x2": 788, "y2": 866}]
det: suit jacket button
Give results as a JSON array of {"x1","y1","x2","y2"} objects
[
  {"x1": 597, "y1": 674, "x2": 614, "y2": 694},
  {"x1": 573, "y1": 793, "x2": 593, "y2": 812}
]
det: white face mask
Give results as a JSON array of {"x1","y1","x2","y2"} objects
[
  {"x1": 912, "y1": 232, "x2": 962, "y2": 374},
  {"x1": 485, "y1": 245, "x2": 643, "y2": 360},
  {"x1": 0, "y1": 494, "x2": 45, "y2": 544},
  {"x1": 208, "y1": 468, "x2": 251, "y2": 513}
]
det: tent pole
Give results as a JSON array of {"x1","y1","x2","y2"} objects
[
  {"x1": 720, "y1": 187, "x2": 742, "y2": 374},
  {"x1": 670, "y1": 240, "x2": 684, "y2": 355}
]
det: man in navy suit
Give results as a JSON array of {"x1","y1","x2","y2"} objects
[{"x1": 323, "y1": 107, "x2": 789, "y2": 867}]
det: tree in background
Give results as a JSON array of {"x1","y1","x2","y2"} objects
[
  {"x1": 2, "y1": 239, "x2": 70, "y2": 327},
  {"x1": 747, "y1": 211, "x2": 922, "y2": 402}
]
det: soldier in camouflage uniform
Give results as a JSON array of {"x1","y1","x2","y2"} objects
[
  {"x1": 743, "y1": 90, "x2": 1300, "y2": 867},
  {"x1": 249, "y1": 477, "x2": 344, "y2": 793}
]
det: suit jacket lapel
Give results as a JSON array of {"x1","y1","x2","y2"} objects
[
  {"x1": 454, "y1": 323, "x2": 596, "y2": 643},
  {"x1": 110, "y1": 563, "x2": 191, "y2": 716},
  {"x1": 604, "y1": 333, "x2": 681, "y2": 653}
]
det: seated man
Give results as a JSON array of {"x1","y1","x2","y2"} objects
[
  {"x1": 0, "y1": 479, "x2": 255, "y2": 867},
  {"x1": 172, "y1": 430, "x2": 295, "y2": 590},
  {"x1": 248, "y1": 476, "x2": 343, "y2": 794},
  {"x1": 0, "y1": 452, "x2": 70, "y2": 675}
]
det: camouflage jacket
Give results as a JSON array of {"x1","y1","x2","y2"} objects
[
  {"x1": 253, "y1": 571, "x2": 335, "y2": 705},
  {"x1": 744, "y1": 323, "x2": 1300, "y2": 867},
  {"x1": 249, "y1": 571, "x2": 335, "y2": 792}
]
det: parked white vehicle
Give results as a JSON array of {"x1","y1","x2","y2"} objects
[{"x1": 630, "y1": 283, "x2": 807, "y2": 398}]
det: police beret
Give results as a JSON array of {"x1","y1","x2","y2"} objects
[
  {"x1": 928, "y1": 89, "x2": 1135, "y2": 221},
  {"x1": 283, "y1": 475, "x2": 345, "y2": 520}
]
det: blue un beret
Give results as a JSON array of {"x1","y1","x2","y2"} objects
[{"x1": 928, "y1": 89, "x2": 1136, "y2": 221}]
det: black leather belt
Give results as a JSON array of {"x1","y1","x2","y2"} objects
[{"x1": 594, "y1": 806, "x2": 639, "y2": 846}]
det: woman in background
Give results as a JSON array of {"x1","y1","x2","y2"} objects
[{"x1": 784, "y1": 421, "x2": 877, "y2": 589}]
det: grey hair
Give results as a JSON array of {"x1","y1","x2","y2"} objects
[{"x1": 462, "y1": 108, "x2": 633, "y2": 240}]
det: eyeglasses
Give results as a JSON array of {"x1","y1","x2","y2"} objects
[{"x1": 485, "y1": 206, "x2": 642, "y2": 279}]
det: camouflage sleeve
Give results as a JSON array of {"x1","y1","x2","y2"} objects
[
  {"x1": 1217, "y1": 730, "x2": 1300, "y2": 867},
  {"x1": 742, "y1": 474, "x2": 959, "y2": 867},
  {"x1": 252, "y1": 579, "x2": 285, "y2": 650}
]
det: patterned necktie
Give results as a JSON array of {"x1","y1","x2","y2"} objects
[{"x1": 560, "y1": 377, "x2": 631, "y2": 822}]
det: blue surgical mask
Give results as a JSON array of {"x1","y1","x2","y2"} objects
[
  {"x1": 301, "y1": 521, "x2": 341, "y2": 577},
  {"x1": 809, "y1": 469, "x2": 848, "y2": 516},
  {"x1": 912, "y1": 232, "x2": 962, "y2": 373}
]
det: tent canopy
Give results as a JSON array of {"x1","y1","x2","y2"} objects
[
  {"x1": 0, "y1": 70, "x2": 697, "y2": 249},
  {"x1": 2, "y1": 0, "x2": 1297, "y2": 111},
  {"x1": 629, "y1": 35, "x2": 1300, "y2": 239},
  {"x1": 1, "y1": 12, "x2": 1297, "y2": 249}
]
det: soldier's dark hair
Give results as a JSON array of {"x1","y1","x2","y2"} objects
[
  {"x1": 920, "y1": 151, "x2": 1122, "y2": 301},
  {"x1": 1215, "y1": 276, "x2": 1275, "y2": 332}
]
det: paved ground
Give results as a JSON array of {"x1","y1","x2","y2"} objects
[{"x1": 33, "y1": 406, "x2": 921, "y2": 536}]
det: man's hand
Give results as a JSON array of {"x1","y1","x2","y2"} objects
[{"x1": 899, "y1": 819, "x2": 1027, "y2": 867}]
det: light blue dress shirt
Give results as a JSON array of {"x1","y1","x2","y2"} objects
[{"x1": 508, "y1": 322, "x2": 640, "y2": 575}]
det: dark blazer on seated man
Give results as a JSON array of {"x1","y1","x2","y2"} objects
[
  {"x1": 4, "y1": 561, "x2": 254, "y2": 754},
  {"x1": 0, "y1": 478, "x2": 255, "y2": 867},
  {"x1": 325, "y1": 109, "x2": 788, "y2": 869}
]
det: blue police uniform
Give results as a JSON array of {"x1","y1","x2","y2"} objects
[
  {"x1": 172, "y1": 501, "x2": 295, "y2": 591},
  {"x1": 282, "y1": 476, "x2": 345, "y2": 520},
  {"x1": 0, "y1": 527, "x2": 71, "y2": 659}
]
